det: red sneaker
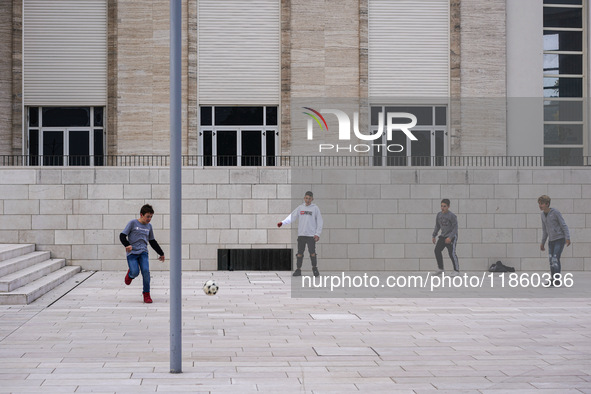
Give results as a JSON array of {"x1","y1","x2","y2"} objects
[
  {"x1": 124, "y1": 270, "x2": 132, "y2": 285},
  {"x1": 143, "y1": 292, "x2": 153, "y2": 303}
]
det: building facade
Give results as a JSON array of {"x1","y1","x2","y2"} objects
[
  {"x1": 0, "y1": 0, "x2": 588, "y2": 166},
  {"x1": 0, "y1": 1, "x2": 590, "y2": 272}
]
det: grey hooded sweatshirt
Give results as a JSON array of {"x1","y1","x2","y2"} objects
[
  {"x1": 432, "y1": 210, "x2": 458, "y2": 239},
  {"x1": 541, "y1": 208, "x2": 570, "y2": 244}
]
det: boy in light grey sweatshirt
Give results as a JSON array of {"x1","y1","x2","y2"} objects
[
  {"x1": 278, "y1": 191, "x2": 323, "y2": 277},
  {"x1": 432, "y1": 198, "x2": 460, "y2": 276},
  {"x1": 538, "y1": 195, "x2": 570, "y2": 286}
]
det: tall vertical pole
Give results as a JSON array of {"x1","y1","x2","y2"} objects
[{"x1": 169, "y1": 0, "x2": 182, "y2": 374}]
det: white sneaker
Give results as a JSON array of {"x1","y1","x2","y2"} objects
[
  {"x1": 432, "y1": 270, "x2": 444, "y2": 276},
  {"x1": 451, "y1": 271, "x2": 460, "y2": 277}
]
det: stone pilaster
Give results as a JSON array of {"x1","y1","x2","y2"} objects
[
  {"x1": 359, "y1": 0, "x2": 368, "y2": 101},
  {"x1": 289, "y1": 1, "x2": 360, "y2": 99},
  {"x1": 288, "y1": 0, "x2": 360, "y2": 154},
  {"x1": 187, "y1": 0, "x2": 198, "y2": 156},
  {"x1": 358, "y1": 0, "x2": 369, "y2": 149},
  {"x1": 107, "y1": 0, "x2": 118, "y2": 155},
  {"x1": 459, "y1": 0, "x2": 507, "y2": 155},
  {"x1": 281, "y1": 0, "x2": 292, "y2": 155},
  {"x1": 11, "y1": 0, "x2": 22, "y2": 156},
  {"x1": 0, "y1": 0, "x2": 13, "y2": 155},
  {"x1": 450, "y1": 0, "x2": 462, "y2": 156},
  {"x1": 114, "y1": 0, "x2": 188, "y2": 156}
]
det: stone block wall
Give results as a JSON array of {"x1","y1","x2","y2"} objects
[{"x1": 0, "y1": 166, "x2": 589, "y2": 273}]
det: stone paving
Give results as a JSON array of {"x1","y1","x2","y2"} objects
[{"x1": 0, "y1": 271, "x2": 590, "y2": 393}]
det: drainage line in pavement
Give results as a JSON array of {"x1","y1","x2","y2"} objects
[{"x1": 47, "y1": 270, "x2": 98, "y2": 308}]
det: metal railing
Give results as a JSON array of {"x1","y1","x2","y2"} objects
[{"x1": 0, "y1": 155, "x2": 590, "y2": 167}]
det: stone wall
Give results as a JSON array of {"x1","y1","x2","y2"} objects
[{"x1": 0, "y1": 167, "x2": 589, "y2": 273}]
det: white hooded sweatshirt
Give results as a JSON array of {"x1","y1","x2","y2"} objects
[{"x1": 281, "y1": 203, "x2": 323, "y2": 237}]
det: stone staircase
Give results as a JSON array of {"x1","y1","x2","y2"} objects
[{"x1": 0, "y1": 244, "x2": 82, "y2": 305}]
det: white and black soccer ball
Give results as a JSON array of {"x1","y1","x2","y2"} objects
[{"x1": 203, "y1": 279, "x2": 219, "y2": 296}]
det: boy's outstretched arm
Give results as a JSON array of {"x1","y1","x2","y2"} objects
[
  {"x1": 278, "y1": 208, "x2": 298, "y2": 227},
  {"x1": 120, "y1": 233, "x2": 132, "y2": 253},
  {"x1": 149, "y1": 239, "x2": 165, "y2": 261}
]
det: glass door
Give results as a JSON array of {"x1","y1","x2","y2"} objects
[
  {"x1": 410, "y1": 130, "x2": 432, "y2": 166},
  {"x1": 216, "y1": 130, "x2": 237, "y2": 166},
  {"x1": 241, "y1": 130, "x2": 262, "y2": 166},
  {"x1": 42, "y1": 130, "x2": 64, "y2": 166},
  {"x1": 68, "y1": 129, "x2": 90, "y2": 166}
]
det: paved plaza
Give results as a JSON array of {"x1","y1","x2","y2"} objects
[{"x1": 1, "y1": 270, "x2": 591, "y2": 393}]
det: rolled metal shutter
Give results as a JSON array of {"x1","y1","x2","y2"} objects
[
  {"x1": 197, "y1": 0, "x2": 280, "y2": 105},
  {"x1": 369, "y1": 0, "x2": 449, "y2": 98},
  {"x1": 23, "y1": 0, "x2": 107, "y2": 106}
]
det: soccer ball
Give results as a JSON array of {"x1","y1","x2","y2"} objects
[{"x1": 203, "y1": 279, "x2": 219, "y2": 296}]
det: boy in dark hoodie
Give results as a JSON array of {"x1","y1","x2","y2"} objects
[{"x1": 432, "y1": 199, "x2": 460, "y2": 277}]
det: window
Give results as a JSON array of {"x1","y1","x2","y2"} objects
[
  {"x1": 368, "y1": 0, "x2": 449, "y2": 98},
  {"x1": 371, "y1": 105, "x2": 447, "y2": 166},
  {"x1": 198, "y1": 106, "x2": 278, "y2": 166},
  {"x1": 197, "y1": 0, "x2": 280, "y2": 105},
  {"x1": 543, "y1": 0, "x2": 585, "y2": 165},
  {"x1": 23, "y1": 1, "x2": 107, "y2": 107},
  {"x1": 27, "y1": 107, "x2": 105, "y2": 166}
]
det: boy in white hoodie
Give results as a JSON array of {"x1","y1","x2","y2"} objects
[{"x1": 278, "y1": 191, "x2": 323, "y2": 277}]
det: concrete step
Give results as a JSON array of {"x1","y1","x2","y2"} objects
[
  {"x1": 0, "y1": 266, "x2": 81, "y2": 305},
  {"x1": 0, "y1": 244, "x2": 35, "y2": 261},
  {"x1": 0, "y1": 259, "x2": 66, "y2": 292},
  {"x1": 0, "y1": 251, "x2": 52, "y2": 277}
]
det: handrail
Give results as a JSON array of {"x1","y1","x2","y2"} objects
[{"x1": 0, "y1": 155, "x2": 590, "y2": 167}]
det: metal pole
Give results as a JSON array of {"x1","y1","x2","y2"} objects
[{"x1": 169, "y1": 0, "x2": 182, "y2": 374}]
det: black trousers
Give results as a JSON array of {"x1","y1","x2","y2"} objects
[
  {"x1": 296, "y1": 236, "x2": 317, "y2": 268},
  {"x1": 434, "y1": 236, "x2": 459, "y2": 271}
]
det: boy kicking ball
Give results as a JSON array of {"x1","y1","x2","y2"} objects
[
  {"x1": 120, "y1": 204, "x2": 165, "y2": 303},
  {"x1": 278, "y1": 191, "x2": 323, "y2": 277}
]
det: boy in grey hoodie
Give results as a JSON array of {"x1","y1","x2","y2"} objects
[
  {"x1": 538, "y1": 195, "x2": 570, "y2": 286},
  {"x1": 432, "y1": 199, "x2": 460, "y2": 276},
  {"x1": 278, "y1": 191, "x2": 323, "y2": 277}
]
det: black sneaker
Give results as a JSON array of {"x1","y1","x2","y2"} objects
[
  {"x1": 292, "y1": 269, "x2": 302, "y2": 277},
  {"x1": 312, "y1": 267, "x2": 319, "y2": 277}
]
